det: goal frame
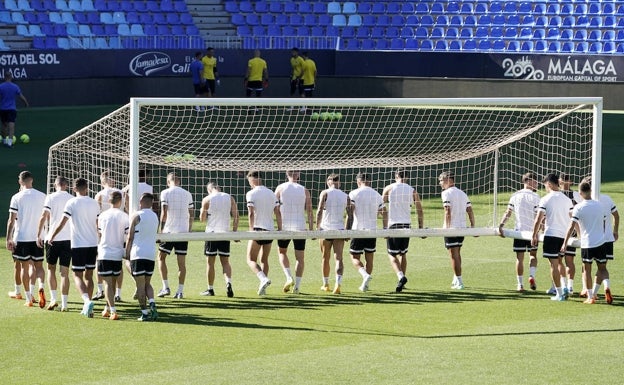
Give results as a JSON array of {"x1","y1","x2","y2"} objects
[{"x1": 125, "y1": 96, "x2": 602, "y2": 243}]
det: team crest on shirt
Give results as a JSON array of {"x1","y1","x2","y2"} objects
[{"x1": 129, "y1": 52, "x2": 171, "y2": 76}]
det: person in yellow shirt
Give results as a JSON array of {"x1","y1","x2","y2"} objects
[
  {"x1": 245, "y1": 50, "x2": 268, "y2": 98},
  {"x1": 289, "y1": 48, "x2": 304, "y2": 97},
  {"x1": 201, "y1": 47, "x2": 220, "y2": 97},
  {"x1": 301, "y1": 51, "x2": 317, "y2": 98}
]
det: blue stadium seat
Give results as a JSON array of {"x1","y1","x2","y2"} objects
[
  {"x1": 405, "y1": 38, "x2": 418, "y2": 49},
  {"x1": 96, "y1": 36, "x2": 108, "y2": 48},
  {"x1": 604, "y1": 16, "x2": 616, "y2": 28},
  {"x1": 303, "y1": 14, "x2": 316, "y2": 26},
  {"x1": 546, "y1": 28, "x2": 560, "y2": 40},
  {"x1": 312, "y1": 2, "x2": 325, "y2": 14},
  {"x1": 574, "y1": 29, "x2": 587, "y2": 41},
  {"x1": 401, "y1": 2, "x2": 414, "y2": 14},
  {"x1": 532, "y1": 29, "x2": 545, "y2": 39},
  {"x1": 618, "y1": 43, "x2": 624, "y2": 53},
  {"x1": 91, "y1": 24, "x2": 104, "y2": 35},
  {"x1": 533, "y1": 3, "x2": 546, "y2": 15},
  {"x1": 156, "y1": 25, "x2": 169, "y2": 35},
  {"x1": 492, "y1": 15, "x2": 506, "y2": 25},
  {"x1": 589, "y1": 17, "x2": 602, "y2": 28},
  {"x1": 415, "y1": 27, "x2": 428, "y2": 39},
  {"x1": 342, "y1": 1, "x2": 356, "y2": 14},
  {"x1": 180, "y1": 13, "x2": 193, "y2": 25},
  {"x1": 282, "y1": 26, "x2": 295, "y2": 36},
  {"x1": 108, "y1": 37, "x2": 121, "y2": 49},
  {"x1": 464, "y1": 15, "x2": 477, "y2": 26},
  {"x1": 66, "y1": 23, "x2": 79, "y2": 35},
  {"x1": 504, "y1": 27, "x2": 517, "y2": 38},
  {"x1": 237, "y1": 1, "x2": 251, "y2": 12},
  {"x1": 562, "y1": 16, "x2": 575, "y2": 28},
  {"x1": 474, "y1": 2, "x2": 487, "y2": 14},
  {"x1": 361, "y1": 39, "x2": 374, "y2": 50},
  {"x1": 576, "y1": 16, "x2": 589, "y2": 27},
  {"x1": 296, "y1": 26, "x2": 310, "y2": 36},
  {"x1": 356, "y1": 27, "x2": 369, "y2": 38},
  {"x1": 561, "y1": 42, "x2": 573, "y2": 53},
  {"x1": 356, "y1": 2, "x2": 371, "y2": 13},
  {"x1": 391, "y1": 15, "x2": 404, "y2": 26},
  {"x1": 517, "y1": 2, "x2": 531, "y2": 14},
  {"x1": 138, "y1": 13, "x2": 153, "y2": 24},
  {"x1": 419, "y1": 39, "x2": 433, "y2": 50},
  {"x1": 546, "y1": 3, "x2": 559, "y2": 15},
  {"x1": 67, "y1": 0, "x2": 81, "y2": 11},
  {"x1": 100, "y1": 12, "x2": 114, "y2": 24},
  {"x1": 17, "y1": 0, "x2": 33, "y2": 10},
  {"x1": 160, "y1": 0, "x2": 174, "y2": 12},
  {"x1": 387, "y1": 1, "x2": 400, "y2": 14},
  {"x1": 446, "y1": 2, "x2": 460, "y2": 14},
  {"x1": 311, "y1": 26, "x2": 324, "y2": 37},
  {"x1": 327, "y1": 1, "x2": 340, "y2": 14},
  {"x1": 535, "y1": 16, "x2": 548, "y2": 27},
  {"x1": 345, "y1": 39, "x2": 360, "y2": 50},
  {"x1": 400, "y1": 27, "x2": 414, "y2": 38},
  {"x1": 478, "y1": 15, "x2": 492, "y2": 26},
  {"x1": 460, "y1": 27, "x2": 473, "y2": 38},
  {"x1": 55, "y1": 0, "x2": 69, "y2": 11},
  {"x1": 548, "y1": 41, "x2": 561, "y2": 52},
  {"x1": 588, "y1": 29, "x2": 601, "y2": 41},
  {"x1": 549, "y1": 16, "x2": 561, "y2": 27},
  {"x1": 130, "y1": 24, "x2": 144, "y2": 35},
  {"x1": 520, "y1": 40, "x2": 533, "y2": 51},
  {"x1": 290, "y1": 14, "x2": 303, "y2": 26},
  {"x1": 275, "y1": 14, "x2": 288, "y2": 26},
  {"x1": 254, "y1": 1, "x2": 268, "y2": 13},
  {"x1": 415, "y1": 2, "x2": 429, "y2": 14},
  {"x1": 61, "y1": 11, "x2": 75, "y2": 23},
  {"x1": 603, "y1": 30, "x2": 615, "y2": 41},
  {"x1": 126, "y1": 11, "x2": 139, "y2": 24},
  {"x1": 430, "y1": 27, "x2": 444, "y2": 39},
  {"x1": 534, "y1": 40, "x2": 547, "y2": 52},
  {"x1": 11, "y1": 12, "x2": 26, "y2": 23},
  {"x1": 490, "y1": 27, "x2": 503, "y2": 38},
  {"x1": 326, "y1": 26, "x2": 339, "y2": 37},
  {"x1": 604, "y1": 3, "x2": 616, "y2": 15},
  {"x1": 390, "y1": 38, "x2": 404, "y2": 50},
  {"x1": 430, "y1": 2, "x2": 444, "y2": 14},
  {"x1": 449, "y1": 40, "x2": 461, "y2": 50},
  {"x1": 449, "y1": 15, "x2": 462, "y2": 27},
  {"x1": 460, "y1": 2, "x2": 474, "y2": 14},
  {"x1": 560, "y1": 3, "x2": 573, "y2": 15},
  {"x1": 117, "y1": 23, "x2": 130, "y2": 36},
  {"x1": 589, "y1": 42, "x2": 602, "y2": 53},
  {"x1": 436, "y1": 15, "x2": 449, "y2": 26},
  {"x1": 575, "y1": 42, "x2": 588, "y2": 53},
  {"x1": 105, "y1": 0, "x2": 120, "y2": 11},
  {"x1": 506, "y1": 15, "x2": 520, "y2": 26},
  {"x1": 478, "y1": 40, "x2": 492, "y2": 50},
  {"x1": 503, "y1": 2, "x2": 516, "y2": 14},
  {"x1": 520, "y1": 15, "x2": 535, "y2": 26},
  {"x1": 31, "y1": 0, "x2": 45, "y2": 11},
  {"x1": 29, "y1": 24, "x2": 44, "y2": 36},
  {"x1": 371, "y1": 2, "x2": 385, "y2": 14},
  {"x1": 519, "y1": 27, "x2": 532, "y2": 39},
  {"x1": 377, "y1": 15, "x2": 390, "y2": 27},
  {"x1": 16, "y1": 24, "x2": 29, "y2": 36},
  {"x1": 246, "y1": 14, "x2": 260, "y2": 26},
  {"x1": 42, "y1": 36, "x2": 57, "y2": 49},
  {"x1": 144, "y1": 24, "x2": 157, "y2": 35},
  {"x1": 260, "y1": 13, "x2": 274, "y2": 26},
  {"x1": 266, "y1": 25, "x2": 279, "y2": 36},
  {"x1": 475, "y1": 27, "x2": 488, "y2": 38},
  {"x1": 405, "y1": 15, "x2": 419, "y2": 27},
  {"x1": 420, "y1": 15, "x2": 434, "y2": 27},
  {"x1": 166, "y1": 13, "x2": 180, "y2": 25},
  {"x1": 618, "y1": 30, "x2": 624, "y2": 41},
  {"x1": 507, "y1": 40, "x2": 520, "y2": 51},
  {"x1": 24, "y1": 12, "x2": 37, "y2": 23},
  {"x1": 387, "y1": 26, "x2": 400, "y2": 38},
  {"x1": 348, "y1": 15, "x2": 362, "y2": 27},
  {"x1": 489, "y1": 1, "x2": 503, "y2": 13},
  {"x1": 361, "y1": 15, "x2": 375, "y2": 26},
  {"x1": 446, "y1": 27, "x2": 458, "y2": 39},
  {"x1": 463, "y1": 39, "x2": 476, "y2": 50},
  {"x1": 57, "y1": 37, "x2": 70, "y2": 49},
  {"x1": 318, "y1": 14, "x2": 331, "y2": 26},
  {"x1": 435, "y1": 40, "x2": 448, "y2": 51},
  {"x1": 332, "y1": 15, "x2": 346, "y2": 27},
  {"x1": 588, "y1": 3, "x2": 600, "y2": 15},
  {"x1": 370, "y1": 26, "x2": 384, "y2": 39},
  {"x1": 573, "y1": 3, "x2": 587, "y2": 16},
  {"x1": 560, "y1": 29, "x2": 573, "y2": 40},
  {"x1": 342, "y1": 26, "x2": 355, "y2": 38},
  {"x1": 618, "y1": 5, "x2": 624, "y2": 16},
  {"x1": 174, "y1": 1, "x2": 187, "y2": 12}
]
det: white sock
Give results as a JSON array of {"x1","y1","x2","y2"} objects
[
  {"x1": 110, "y1": 306, "x2": 116, "y2": 313},
  {"x1": 455, "y1": 275, "x2": 463, "y2": 285},
  {"x1": 358, "y1": 267, "x2": 368, "y2": 278},
  {"x1": 115, "y1": 288, "x2": 122, "y2": 297},
  {"x1": 162, "y1": 280, "x2": 169, "y2": 289},
  {"x1": 7, "y1": 137, "x2": 12, "y2": 146},
  {"x1": 529, "y1": 266, "x2": 536, "y2": 277},
  {"x1": 517, "y1": 275, "x2": 523, "y2": 286},
  {"x1": 256, "y1": 271, "x2": 267, "y2": 281},
  {"x1": 14, "y1": 284, "x2": 21, "y2": 294},
  {"x1": 592, "y1": 283, "x2": 600, "y2": 296},
  {"x1": 50, "y1": 289, "x2": 57, "y2": 302},
  {"x1": 560, "y1": 277, "x2": 567, "y2": 289},
  {"x1": 397, "y1": 271, "x2": 405, "y2": 279},
  {"x1": 587, "y1": 289, "x2": 594, "y2": 299},
  {"x1": 61, "y1": 295, "x2": 68, "y2": 308},
  {"x1": 177, "y1": 284, "x2": 184, "y2": 294},
  {"x1": 294, "y1": 277, "x2": 302, "y2": 289},
  {"x1": 38, "y1": 281, "x2": 45, "y2": 290},
  {"x1": 567, "y1": 279, "x2": 574, "y2": 291},
  {"x1": 322, "y1": 277, "x2": 329, "y2": 285},
  {"x1": 556, "y1": 287, "x2": 563, "y2": 296},
  {"x1": 336, "y1": 275, "x2": 342, "y2": 285},
  {"x1": 25, "y1": 291, "x2": 32, "y2": 301},
  {"x1": 603, "y1": 278, "x2": 610, "y2": 289},
  {"x1": 283, "y1": 268, "x2": 293, "y2": 280},
  {"x1": 81, "y1": 293, "x2": 90, "y2": 303},
  {"x1": 97, "y1": 283, "x2": 104, "y2": 293},
  {"x1": 225, "y1": 277, "x2": 232, "y2": 284},
  {"x1": 208, "y1": 285, "x2": 214, "y2": 290}
]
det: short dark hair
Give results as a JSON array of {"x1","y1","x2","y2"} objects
[
  {"x1": 578, "y1": 180, "x2": 591, "y2": 194},
  {"x1": 55, "y1": 176, "x2": 69, "y2": 186},
  {"x1": 194, "y1": 51, "x2": 202, "y2": 58},
  {"x1": 327, "y1": 173, "x2": 339, "y2": 182},
  {"x1": 559, "y1": 173, "x2": 571, "y2": 182},
  {"x1": 522, "y1": 172, "x2": 536, "y2": 183},
  {"x1": 543, "y1": 173, "x2": 559, "y2": 185},
  {"x1": 110, "y1": 191, "x2": 123, "y2": 204},
  {"x1": 247, "y1": 170, "x2": 260, "y2": 179},
  {"x1": 356, "y1": 172, "x2": 371, "y2": 181},
  {"x1": 439, "y1": 171, "x2": 454, "y2": 180},
  {"x1": 18, "y1": 171, "x2": 33, "y2": 182},
  {"x1": 207, "y1": 47, "x2": 214, "y2": 51},
  {"x1": 74, "y1": 177, "x2": 88, "y2": 190},
  {"x1": 140, "y1": 192, "x2": 154, "y2": 206},
  {"x1": 395, "y1": 169, "x2": 408, "y2": 179}
]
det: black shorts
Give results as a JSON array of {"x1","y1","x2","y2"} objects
[
  {"x1": 444, "y1": 237, "x2": 464, "y2": 249},
  {"x1": 387, "y1": 223, "x2": 410, "y2": 256},
  {"x1": 97, "y1": 260, "x2": 123, "y2": 277},
  {"x1": 131, "y1": 259, "x2": 155, "y2": 276},
  {"x1": 278, "y1": 239, "x2": 306, "y2": 251},
  {"x1": 13, "y1": 241, "x2": 44, "y2": 262},
  {"x1": 581, "y1": 245, "x2": 607, "y2": 264},
  {"x1": 563, "y1": 245, "x2": 576, "y2": 257},
  {"x1": 193, "y1": 83, "x2": 206, "y2": 95},
  {"x1": 204, "y1": 240, "x2": 230, "y2": 257},
  {"x1": 247, "y1": 80, "x2": 263, "y2": 90},
  {"x1": 46, "y1": 240, "x2": 72, "y2": 267},
  {"x1": 290, "y1": 78, "x2": 302, "y2": 95},
  {"x1": 71, "y1": 247, "x2": 97, "y2": 271},
  {"x1": 0, "y1": 109, "x2": 17, "y2": 123},
  {"x1": 252, "y1": 228, "x2": 273, "y2": 245},
  {"x1": 159, "y1": 241, "x2": 188, "y2": 255},
  {"x1": 513, "y1": 239, "x2": 538, "y2": 253},
  {"x1": 603, "y1": 242, "x2": 614, "y2": 260},
  {"x1": 205, "y1": 79, "x2": 216, "y2": 94},
  {"x1": 542, "y1": 236, "x2": 564, "y2": 259},
  {"x1": 302, "y1": 83, "x2": 314, "y2": 97},
  {"x1": 350, "y1": 238, "x2": 376, "y2": 255}
]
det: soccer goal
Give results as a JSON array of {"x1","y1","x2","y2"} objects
[{"x1": 47, "y1": 97, "x2": 602, "y2": 242}]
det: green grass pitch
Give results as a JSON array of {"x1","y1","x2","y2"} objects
[{"x1": 1, "y1": 107, "x2": 624, "y2": 384}]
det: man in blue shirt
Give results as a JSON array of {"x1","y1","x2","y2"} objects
[
  {"x1": 189, "y1": 52, "x2": 205, "y2": 109},
  {"x1": 0, "y1": 72, "x2": 28, "y2": 148}
]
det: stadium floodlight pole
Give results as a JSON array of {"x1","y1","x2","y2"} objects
[{"x1": 129, "y1": 98, "x2": 140, "y2": 214}]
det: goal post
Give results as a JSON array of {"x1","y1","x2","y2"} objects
[{"x1": 48, "y1": 97, "x2": 603, "y2": 243}]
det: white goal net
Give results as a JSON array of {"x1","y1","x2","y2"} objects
[{"x1": 47, "y1": 97, "x2": 602, "y2": 241}]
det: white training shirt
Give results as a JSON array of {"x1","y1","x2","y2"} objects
[
  {"x1": 387, "y1": 182, "x2": 414, "y2": 226},
  {"x1": 571, "y1": 199, "x2": 606, "y2": 248},
  {"x1": 537, "y1": 191, "x2": 573, "y2": 238},
  {"x1": 441, "y1": 186, "x2": 471, "y2": 229},
  {"x1": 277, "y1": 181, "x2": 307, "y2": 231},
  {"x1": 130, "y1": 209, "x2": 159, "y2": 261},
  {"x1": 205, "y1": 192, "x2": 232, "y2": 233},
  {"x1": 43, "y1": 190, "x2": 73, "y2": 242},
  {"x1": 319, "y1": 187, "x2": 348, "y2": 230},
  {"x1": 123, "y1": 182, "x2": 153, "y2": 208},
  {"x1": 95, "y1": 186, "x2": 122, "y2": 212},
  {"x1": 63, "y1": 195, "x2": 100, "y2": 248},
  {"x1": 246, "y1": 185, "x2": 278, "y2": 231},
  {"x1": 9, "y1": 188, "x2": 46, "y2": 242},
  {"x1": 598, "y1": 194, "x2": 617, "y2": 243},
  {"x1": 160, "y1": 185, "x2": 193, "y2": 233},
  {"x1": 97, "y1": 208, "x2": 129, "y2": 261},
  {"x1": 507, "y1": 188, "x2": 540, "y2": 231},
  {"x1": 349, "y1": 186, "x2": 383, "y2": 230}
]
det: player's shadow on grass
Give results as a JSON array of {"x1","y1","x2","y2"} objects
[{"x1": 151, "y1": 312, "x2": 318, "y2": 331}]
